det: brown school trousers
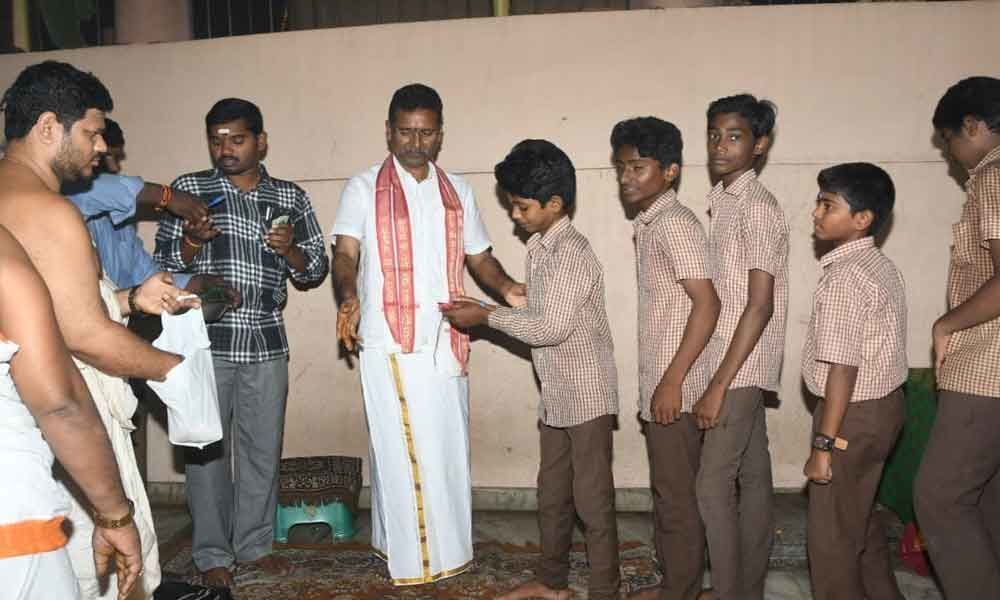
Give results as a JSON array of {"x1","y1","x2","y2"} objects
[
  {"x1": 915, "y1": 390, "x2": 1000, "y2": 599},
  {"x1": 696, "y1": 386, "x2": 774, "y2": 600},
  {"x1": 807, "y1": 389, "x2": 905, "y2": 600},
  {"x1": 537, "y1": 414, "x2": 620, "y2": 600},
  {"x1": 645, "y1": 414, "x2": 705, "y2": 600}
]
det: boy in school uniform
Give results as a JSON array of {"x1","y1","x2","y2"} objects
[
  {"x1": 694, "y1": 94, "x2": 788, "y2": 600},
  {"x1": 915, "y1": 76, "x2": 1000, "y2": 598},
  {"x1": 802, "y1": 163, "x2": 907, "y2": 600},
  {"x1": 443, "y1": 139, "x2": 620, "y2": 600},
  {"x1": 610, "y1": 117, "x2": 720, "y2": 600}
]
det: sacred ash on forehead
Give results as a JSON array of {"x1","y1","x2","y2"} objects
[{"x1": 217, "y1": 128, "x2": 230, "y2": 134}]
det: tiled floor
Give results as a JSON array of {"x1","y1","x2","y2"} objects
[{"x1": 153, "y1": 498, "x2": 944, "y2": 599}]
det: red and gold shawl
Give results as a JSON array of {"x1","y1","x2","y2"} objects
[{"x1": 375, "y1": 156, "x2": 469, "y2": 371}]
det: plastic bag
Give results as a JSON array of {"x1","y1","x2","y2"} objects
[{"x1": 147, "y1": 308, "x2": 222, "y2": 449}]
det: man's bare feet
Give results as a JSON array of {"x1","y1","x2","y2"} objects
[
  {"x1": 201, "y1": 566, "x2": 234, "y2": 589},
  {"x1": 496, "y1": 580, "x2": 573, "y2": 600},
  {"x1": 626, "y1": 588, "x2": 660, "y2": 599},
  {"x1": 696, "y1": 589, "x2": 717, "y2": 600},
  {"x1": 250, "y1": 553, "x2": 293, "y2": 576}
]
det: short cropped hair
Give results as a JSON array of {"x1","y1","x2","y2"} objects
[
  {"x1": 1, "y1": 60, "x2": 113, "y2": 140},
  {"x1": 103, "y1": 117, "x2": 124, "y2": 147},
  {"x1": 610, "y1": 116, "x2": 683, "y2": 170},
  {"x1": 495, "y1": 139, "x2": 576, "y2": 210},
  {"x1": 205, "y1": 98, "x2": 263, "y2": 135},
  {"x1": 817, "y1": 162, "x2": 895, "y2": 237},
  {"x1": 933, "y1": 76, "x2": 1000, "y2": 134},
  {"x1": 707, "y1": 93, "x2": 777, "y2": 139},
  {"x1": 388, "y1": 83, "x2": 443, "y2": 125}
]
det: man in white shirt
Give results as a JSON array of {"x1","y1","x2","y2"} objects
[{"x1": 331, "y1": 84, "x2": 524, "y2": 585}]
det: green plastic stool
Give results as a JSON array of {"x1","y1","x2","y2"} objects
[
  {"x1": 275, "y1": 500, "x2": 355, "y2": 542},
  {"x1": 275, "y1": 455, "x2": 362, "y2": 543}
]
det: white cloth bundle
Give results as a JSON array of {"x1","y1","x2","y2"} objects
[{"x1": 148, "y1": 308, "x2": 222, "y2": 449}]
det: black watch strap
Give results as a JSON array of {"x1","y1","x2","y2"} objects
[{"x1": 812, "y1": 432, "x2": 835, "y2": 452}]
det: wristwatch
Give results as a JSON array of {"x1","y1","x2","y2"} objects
[
  {"x1": 812, "y1": 432, "x2": 835, "y2": 452},
  {"x1": 128, "y1": 286, "x2": 141, "y2": 315}
]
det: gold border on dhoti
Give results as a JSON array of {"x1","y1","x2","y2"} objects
[
  {"x1": 388, "y1": 354, "x2": 432, "y2": 581},
  {"x1": 388, "y1": 557, "x2": 474, "y2": 586}
]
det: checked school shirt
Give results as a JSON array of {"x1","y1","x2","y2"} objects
[
  {"x1": 707, "y1": 169, "x2": 788, "y2": 391},
  {"x1": 801, "y1": 236, "x2": 907, "y2": 402},
  {"x1": 939, "y1": 145, "x2": 1000, "y2": 397},
  {"x1": 155, "y1": 166, "x2": 328, "y2": 363},
  {"x1": 635, "y1": 189, "x2": 716, "y2": 418},
  {"x1": 488, "y1": 217, "x2": 619, "y2": 428}
]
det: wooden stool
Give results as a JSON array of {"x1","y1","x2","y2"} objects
[{"x1": 275, "y1": 455, "x2": 362, "y2": 543}]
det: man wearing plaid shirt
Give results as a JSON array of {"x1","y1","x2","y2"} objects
[
  {"x1": 802, "y1": 163, "x2": 906, "y2": 600},
  {"x1": 444, "y1": 140, "x2": 620, "y2": 600},
  {"x1": 916, "y1": 76, "x2": 1000, "y2": 599},
  {"x1": 155, "y1": 98, "x2": 328, "y2": 588}
]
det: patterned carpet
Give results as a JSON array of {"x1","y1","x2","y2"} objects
[{"x1": 161, "y1": 540, "x2": 660, "y2": 599}]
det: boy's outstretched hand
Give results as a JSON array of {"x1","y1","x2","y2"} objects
[
  {"x1": 441, "y1": 297, "x2": 494, "y2": 329},
  {"x1": 804, "y1": 449, "x2": 833, "y2": 484}
]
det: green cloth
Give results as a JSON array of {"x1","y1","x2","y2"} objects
[{"x1": 877, "y1": 368, "x2": 938, "y2": 524}]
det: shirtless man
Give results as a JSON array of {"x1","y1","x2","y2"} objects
[
  {"x1": 0, "y1": 225, "x2": 142, "y2": 600},
  {"x1": 0, "y1": 60, "x2": 196, "y2": 599}
]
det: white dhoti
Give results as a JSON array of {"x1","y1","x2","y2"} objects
[
  {"x1": 361, "y1": 348, "x2": 473, "y2": 585},
  {"x1": 0, "y1": 548, "x2": 80, "y2": 600},
  {"x1": 333, "y1": 159, "x2": 493, "y2": 585},
  {"x1": 60, "y1": 281, "x2": 160, "y2": 599},
  {"x1": 0, "y1": 340, "x2": 79, "y2": 600}
]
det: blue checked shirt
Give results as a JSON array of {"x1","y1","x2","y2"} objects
[{"x1": 154, "y1": 166, "x2": 328, "y2": 363}]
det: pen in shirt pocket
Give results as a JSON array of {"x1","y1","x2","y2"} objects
[{"x1": 206, "y1": 194, "x2": 225, "y2": 209}]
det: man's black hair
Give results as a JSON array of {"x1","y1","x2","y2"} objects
[
  {"x1": 707, "y1": 93, "x2": 777, "y2": 139},
  {"x1": 817, "y1": 162, "x2": 895, "y2": 237},
  {"x1": 495, "y1": 139, "x2": 576, "y2": 210},
  {"x1": 933, "y1": 76, "x2": 1000, "y2": 134},
  {"x1": 610, "y1": 116, "x2": 683, "y2": 170},
  {"x1": 1, "y1": 60, "x2": 113, "y2": 140},
  {"x1": 388, "y1": 84, "x2": 443, "y2": 125},
  {"x1": 103, "y1": 117, "x2": 124, "y2": 148},
  {"x1": 205, "y1": 98, "x2": 263, "y2": 135}
]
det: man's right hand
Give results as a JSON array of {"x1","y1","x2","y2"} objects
[
  {"x1": 92, "y1": 522, "x2": 142, "y2": 600},
  {"x1": 134, "y1": 272, "x2": 199, "y2": 315},
  {"x1": 337, "y1": 297, "x2": 361, "y2": 351},
  {"x1": 167, "y1": 189, "x2": 210, "y2": 228},
  {"x1": 183, "y1": 216, "x2": 221, "y2": 244}
]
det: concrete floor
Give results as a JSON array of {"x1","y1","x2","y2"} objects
[{"x1": 153, "y1": 497, "x2": 944, "y2": 599}]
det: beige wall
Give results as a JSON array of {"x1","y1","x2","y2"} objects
[{"x1": 0, "y1": 2, "x2": 996, "y2": 489}]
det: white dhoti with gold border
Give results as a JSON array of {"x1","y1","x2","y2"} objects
[
  {"x1": 60, "y1": 280, "x2": 160, "y2": 599},
  {"x1": 360, "y1": 347, "x2": 473, "y2": 585},
  {"x1": 333, "y1": 159, "x2": 492, "y2": 585}
]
